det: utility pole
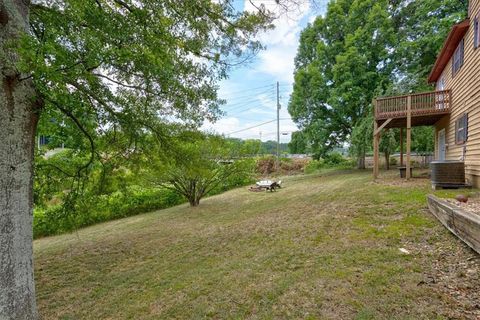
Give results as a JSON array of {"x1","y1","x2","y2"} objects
[
  {"x1": 258, "y1": 131, "x2": 262, "y2": 157},
  {"x1": 276, "y1": 81, "x2": 280, "y2": 170}
]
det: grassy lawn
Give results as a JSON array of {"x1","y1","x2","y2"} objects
[{"x1": 34, "y1": 170, "x2": 480, "y2": 319}]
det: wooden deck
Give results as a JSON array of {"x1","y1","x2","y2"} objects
[
  {"x1": 375, "y1": 90, "x2": 451, "y2": 128},
  {"x1": 372, "y1": 90, "x2": 451, "y2": 180}
]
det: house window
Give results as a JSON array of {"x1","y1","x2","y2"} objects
[
  {"x1": 39, "y1": 135, "x2": 50, "y2": 146},
  {"x1": 455, "y1": 114, "x2": 468, "y2": 144},
  {"x1": 475, "y1": 16, "x2": 480, "y2": 49},
  {"x1": 436, "y1": 75, "x2": 445, "y2": 91},
  {"x1": 452, "y1": 38, "x2": 465, "y2": 77}
]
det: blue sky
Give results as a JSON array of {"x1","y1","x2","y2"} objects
[{"x1": 202, "y1": 1, "x2": 328, "y2": 143}]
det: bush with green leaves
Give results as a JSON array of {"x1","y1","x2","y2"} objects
[
  {"x1": 304, "y1": 153, "x2": 354, "y2": 174},
  {"x1": 323, "y1": 152, "x2": 348, "y2": 166},
  {"x1": 304, "y1": 159, "x2": 326, "y2": 174},
  {"x1": 33, "y1": 187, "x2": 184, "y2": 238}
]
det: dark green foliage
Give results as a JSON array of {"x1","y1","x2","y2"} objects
[
  {"x1": 148, "y1": 132, "x2": 256, "y2": 207},
  {"x1": 208, "y1": 159, "x2": 256, "y2": 195},
  {"x1": 412, "y1": 126, "x2": 435, "y2": 155},
  {"x1": 323, "y1": 152, "x2": 349, "y2": 166},
  {"x1": 289, "y1": 0, "x2": 395, "y2": 157},
  {"x1": 390, "y1": 0, "x2": 468, "y2": 89},
  {"x1": 224, "y1": 138, "x2": 289, "y2": 156},
  {"x1": 24, "y1": 0, "x2": 276, "y2": 237},
  {"x1": 33, "y1": 187, "x2": 184, "y2": 238},
  {"x1": 290, "y1": 0, "x2": 468, "y2": 162},
  {"x1": 260, "y1": 140, "x2": 289, "y2": 155},
  {"x1": 33, "y1": 135, "x2": 257, "y2": 236},
  {"x1": 350, "y1": 112, "x2": 374, "y2": 168},
  {"x1": 33, "y1": 166, "x2": 255, "y2": 238},
  {"x1": 304, "y1": 153, "x2": 354, "y2": 174},
  {"x1": 304, "y1": 159, "x2": 325, "y2": 174},
  {"x1": 380, "y1": 129, "x2": 397, "y2": 170},
  {"x1": 288, "y1": 131, "x2": 308, "y2": 154}
]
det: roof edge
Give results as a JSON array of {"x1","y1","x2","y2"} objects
[{"x1": 428, "y1": 19, "x2": 470, "y2": 84}]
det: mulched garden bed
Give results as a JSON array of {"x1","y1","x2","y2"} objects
[{"x1": 446, "y1": 194, "x2": 480, "y2": 217}]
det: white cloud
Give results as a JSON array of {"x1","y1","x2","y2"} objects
[
  {"x1": 244, "y1": 0, "x2": 313, "y2": 83},
  {"x1": 202, "y1": 108, "x2": 299, "y2": 143},
  {"x1": 203, "y1": 1, "x2": 327, "y2": 142},
  {"x1": 202, "y1": 117, "x2": 240, "y2": 135}
]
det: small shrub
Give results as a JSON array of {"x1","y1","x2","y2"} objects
[
  {"x1": 304, "y1": 159, "x2": 325, "y2": 174},
  {"x1": 324, "y1": 152, "x2": 347, "y2": 166},
  {"x1": 256, "y1": 156, "x2": 275, "y2": 175},
  {"x1": 390, "y1": 157, "x2": 398, "y2": 166}
]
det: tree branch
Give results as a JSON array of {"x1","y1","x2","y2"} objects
[{"x1": 48, "y1": 99, "x2": 96, "y2": 177}]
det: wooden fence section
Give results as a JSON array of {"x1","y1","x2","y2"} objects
[{"x1": 375, "y1": 90, "x2": 451, "y2": 120}]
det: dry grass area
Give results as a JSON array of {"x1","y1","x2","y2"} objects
[{"x1": 34, "y1": 169, "x2": 480, "y2": 319}]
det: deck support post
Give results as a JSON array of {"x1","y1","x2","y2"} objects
[
  {"x1": 406, "y1": 95, "x2": 412, "y2": 180},
  {"x1": 373, "y1": 99, "x2": 380, "y2": 179},
  {"x1": 400, "y1": 128, "x2": 404, "y2": 167},
  {"x1": 373, "y1": 120, "x2": 379, "y2": 179}
]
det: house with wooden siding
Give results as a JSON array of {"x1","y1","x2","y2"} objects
[{"x1": 373, "y1": 0, "x2": 480, "y2": 187}]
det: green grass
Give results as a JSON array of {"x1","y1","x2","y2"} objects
[{"x1": 34, "y1": 170, "x2": 475, "y2": 319}]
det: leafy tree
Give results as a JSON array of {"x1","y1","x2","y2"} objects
[
  {"x1": 149, "y1": 133, "x2": 252, "y2": 207},
  {"x1": 289, "y1": 131, "x2": 308, "y2": 154},
  {"x1": 411, "y1": 126, "x2": 435, "y2": 167},
  {"x1": 0, "y1": 0, "x2": 277, "y2": 317},
  {"x1": 289, "y1": 0, "x2": 395, "y2": 159},
  {"x1": 241, "y1": 139, "x2": 263, "y2": 156},
  {"x1": 350, "y1": 113, "x2": 373, "y2": 169},
  {"x1": 391, "y1": 0, "x2": 468, "y2": 89},
  {"x1": 260, "y1": 140, "x2": 289, "y2": 155},
  {"x1": 379, "y1": 129, "x2": 397, "y2": 170},
  {"x1": 290, "y1": 0, "x2": 467, "y2": 169},
  {"x1": 412, "y1": 127, "x2": 435, "y2": 154}
]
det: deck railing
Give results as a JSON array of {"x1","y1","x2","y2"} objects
[{"x1": 375, "y1": 90, "x2": 451, "y2": 120}]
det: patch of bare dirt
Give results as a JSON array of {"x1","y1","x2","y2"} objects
[{"x1": 371, "y1": 169, "x2": 431, "y2": 188}]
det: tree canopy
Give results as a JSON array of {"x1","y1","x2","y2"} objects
[
  {"x1": 288, "y1": 0, "x2": 468, "y2": 161},
  {"x1": 0, "y1": 0, "x2": 286, "y2": 318},
  {"x1": 147, "y1": 132, "x2": 254, "y2": 207}
]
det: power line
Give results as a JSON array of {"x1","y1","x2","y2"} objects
[
  {"x1": 234, "y1": 115, "x2": 268, "y2": 121},
  {"x1": 226, "y1": 105, "x2": 270, "y2": 117},
  {"x1": 227, "y1": 118, "x2": 290, "y2": 135},
  {"x1": 222, "y1": 92, "x2": 276, "y2": 111},
  {"x1": 220, "y1": 84, "x2": 274, "y2": 96},
  {"x1": 221, "y1": 87, "x2": 275, "y2": 103},
  {"x1": 223, "y1": 94, "x2": 276, "y2": 110},
  {"x1": 227, "y1": 119, "x2": 277, "y2": 135}
]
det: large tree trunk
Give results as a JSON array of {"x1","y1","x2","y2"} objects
[
  {"x1": 384, "y1": 152, "x2": 390, "y2": 170},
  {"x1": 1, "y1": 1, "x2": 40, "y2": 319},
  {"x1": 356, "y1": 151, "x2": 366, "y2": 170}
]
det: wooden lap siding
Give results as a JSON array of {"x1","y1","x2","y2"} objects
[{"x1": 435, "y1": 0, "x2": 480, "y2": 186}]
